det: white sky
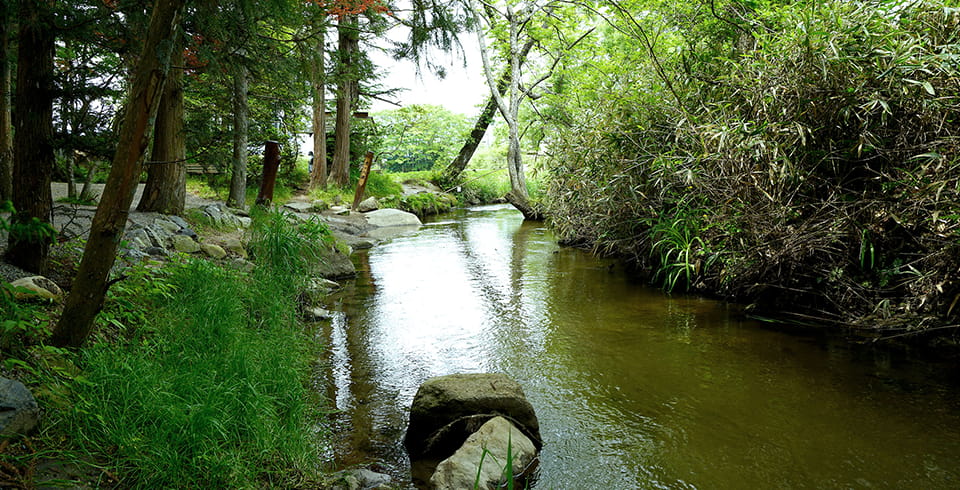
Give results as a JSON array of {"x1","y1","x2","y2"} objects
[{"x1": 368, "y1": 32, "x2": 489, "y2": 117}]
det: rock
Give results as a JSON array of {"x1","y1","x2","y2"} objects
[
  {"x1": 154, "y1": 218, "x2": 180, "y2": 234},
  {"x1": 227, "y1": 258, "x2": 255, "y2": 273},
  {"x1": 200, "y1": 243, "x2": 227, "y2": 259},
  {"x1": 430, "y1": 417, "x2": 538, "y2": 490},
  {"x1": 0, "y1": 378, "x2": 40, "y2": 437},
  {"x1": 303, "y1": 307, "x2": 334, "y2": 321},
  {"x1": 405, "y1": 373, "x2": 541, "y2": 460},
  {"x1": 357, "y1": 196, "x2": 379, "y2": 212},
  {"x1": 144, "y1": 246, "x2": 169, "y2": 257},
  {"x1": 202, "y1": 204, "x2": 242, "y2": 228},
  {"x1": 333, "y1": 231, "x2": 376, "y2": 250},
  {"x1": 311, "y1": 200, "x2": 329, "y2": 211},
  {"x1": 302, "y1": 277, "x2": 342, "y2": 305},
  {"x1": 171, "y1": 235, "x2": 201, "y2": 253},
  {"x1": 176, "y1": 228, "x2": 199, "y2": 240},
  {"x1": 237, "y1": 216, "x2": 252, "y2": 228},
  {"x1": 144, "y1": 225, "x2": 170, "y2": 248},
  {"x1": 365, "y1": 208, "x2": 422, "y2": 227},
  {"x1": 223, "y1": 237, "x2": 248, "y2": 258},
  {"x1": 364, "y1": 225, "x2": 421, "y2": 241},
  {"x1": 351, "y1": 468, "x2": 391, "y2": 488},
  {"x1": 9, "y1": 276, "x2": 63, "y2": 301},
  {"x1": 330, "y1": 205, "x2": 351, "y2": 216},
  {"x1": 284, "y1": 201, "x2": 315, "y2": 213},
  {"x1": 167, "y1": 215, "x2": 190, "y2": 229},
  {"x1": 315, "y1": 245, "x2": 356, "y2": 279}
]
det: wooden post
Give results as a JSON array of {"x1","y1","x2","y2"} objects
[
  {"x1": 256, "y1": 140, "x2": 280, "y2": 205},
  {"x1": 352, "y1": 151, "x2": 374, "y2": 211}
]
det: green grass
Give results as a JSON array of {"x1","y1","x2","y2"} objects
[{"x1": 18, "y1": 208, "x2": 330, "y2": 488}]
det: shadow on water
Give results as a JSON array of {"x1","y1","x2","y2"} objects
[{"x1": 320, "y1": 204, "x2": 960, "y2": 489}]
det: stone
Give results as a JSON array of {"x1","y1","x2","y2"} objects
[
  {"x1": 430, "y1": 417, "x2": 538, "y2": 490},
  {"x1": 405, "y1": 373, "x2": 541, "y2": 460},
  {"x1": 200, "y1": 243, "x2": 228, "y2": 259},
  {"x1": 144, "y1": 246, "x2": 169, "y2": 257},
  {"x1": 144, "y1": 225, "x2": 170, "y2": 248},
  {"x1": 9, "y1": 276, "x2": 63, "y2": 301},
  {"x1": 302, "y1": 277, "x2": 342, "y2": 305},
  {"x1": 284, "y1": 201, "x2": 315, "y2": 213},
  {"x1": 176, "y1": 228, "x2": 199, "y2": 240},
  {"x1": 223, "y1": 237, "x2": 247, "y2": 258},
  {"x1": 311, "y1": 200, "x2": 329, "y2": 211},
  {"x1": 238, "y1": 216, "x2": 252, "y2": 228},
  {"x1": 357, "y1": 196, "x2": 379, "y2": 212},
  {"x1": 350, "y1": 468, "x2": 391, "y2": 488},
  {"x1": 365, "y1": 208, "x2": 422, "y2": 228},
  {"x1": 314, "y1": 245, "x2": 356, "y2": 279},
  {"x1": 171, "y1": 235, "x2": 201, "y2": 254},
  {"x1": 154, "y1": 218, "x2": 180, "y2": 234},
  {"x1": 330, "y1": 205, "x2": 351, "y2": 216},
  {"x1": 167, "y1": 215, "x2": 190, "y2": 229},
  {"x1": 0, "y1": 377, "x2": 40, "y2": 437},
  {"x1": 303, "y1": 307, "x2": 334, "y2": 321}
]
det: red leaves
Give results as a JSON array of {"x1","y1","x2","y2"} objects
[{"x1": 308, "y1": 0, "x2": 393, "y2": 20}]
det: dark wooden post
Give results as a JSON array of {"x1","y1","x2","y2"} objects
[
  {"x1": 256, "y1": 140, "x2": 281, "y2": 205},
  {"x1": 352, "y1": 151, "x2": 374, "y2": 211}
]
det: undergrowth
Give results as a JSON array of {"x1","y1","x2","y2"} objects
[
  {"x1": 2, "y1": 207, "x2": 330, "y2": 488},
  {"x1": 544, "y1": 1, "x2": 960, "y2": 337}
]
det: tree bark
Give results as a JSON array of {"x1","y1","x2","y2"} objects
[
  {"x1": 309, "y1": 32, "x2": 328, "y2": 189},
  {"x1": 137, "y1": 47, "x2": 186, "y2": 214},
  {"x1": 329, "y1": 16, "x2": 357, "y2": 188},
  {"x1": 6, "y1": 0, "x2": 55, "y2": 273},
  {"x1": 228, "y1": 64, "x2": 248, "y2": 208},
  {"x1": 51, "y1": 0, "x2": 184, "y2": 348},
  {"x1": 0, "y1": 7, "x2": 13, "y2": 202},
  {"x1": 441, "y1": 37, "x2": 535, "y2": 183}
]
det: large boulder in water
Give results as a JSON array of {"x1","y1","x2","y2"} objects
[{"x1": 404, "y1": 373, "x2": 541, "y2": 460}]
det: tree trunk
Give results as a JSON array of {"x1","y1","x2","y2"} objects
[
  {"x1": 51, "y1": 0, "x2": 184, "y2": 348},
  {"x1": 329, "y1": 16, "x2": 357, "y2": 188},
  {"x1": 442, "y1": 37, "x2": 535, "y2": 183},
  {"x1": 228, "y1": 64, "x2": 248, "y2": 208},
  {"x1": 137, "y1": 47, "x2": 185, "y2": 214},
  {"x1": 0, "y1": 8, "x2": 12, "y2": 202},
  {"x1": 6, "y1": 0, "x2": 55, "y2": 273},
  {"x1": 309, "y1": 33, "x2": 327, "y2": 189}
]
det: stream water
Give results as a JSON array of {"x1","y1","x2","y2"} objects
[{"x1": 321, "y1": 204, "x2": 960, "y2": 489}]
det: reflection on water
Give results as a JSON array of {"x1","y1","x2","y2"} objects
[{"x1": 322, "y1": 204, "x2": 960, "y2": 489}]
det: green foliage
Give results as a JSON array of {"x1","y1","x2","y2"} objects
[
  {"x1": 383, "y1": 192, "x2": 459, "y2": 217},
  {"x1": 373, "y1": 104, "x2": 472, "y2": 172},
  {"x1": 55, "y1": 260, "x2": 322, "y2": 487},
  {"x1": 542, "y1": 1, "x2": 960, "y2": 329},
  {"x1": 247, "y1": 206, "x2": 333, "y2": 280}
]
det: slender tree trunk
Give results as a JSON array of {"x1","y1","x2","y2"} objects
[
  {"x1": 329, "y1": 16, "x2": 357, "y2": 188},
  {"x1": 138, "y1": 47, "x2": 185, "y2": 214},
  {"x1": 0, "y1": 7, "x2": 13, "y2": 202},
  {"x1": 6, "y1": 0, "x2": 55, "y2": 273},
  {"x1": 51, "y1": 0, "x2": 184, "y2": 348},
  {"x1": 309, "y1": 32, "x2": 327, "y2": 189},
  {"x1": 442, "y1": 38, "x2": 535, "y2": 183},
  {"x1": 228, "y1": 64, "x2": 248, "y2": 208}
]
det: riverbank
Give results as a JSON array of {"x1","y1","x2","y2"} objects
[{"x1": 0, "y1": 182, "x2": 437, "y2": 488}]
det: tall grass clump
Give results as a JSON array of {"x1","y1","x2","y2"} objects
[
  {"x1": 48, "y1": 208, "x2": 327, "y2": 487},
  {"x1": 543, "y1": 1, "x2": 960, "y2": 333}
]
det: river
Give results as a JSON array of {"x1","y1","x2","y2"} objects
[{"x1": 320, "y1": 204, "x2": 960, "y2": 489}]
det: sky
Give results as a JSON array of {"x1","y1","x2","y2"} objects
[{"x1": 368, "y1": 33, "x2": 489, "y2": 117}]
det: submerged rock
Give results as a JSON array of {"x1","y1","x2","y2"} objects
[{"x1": 430, "y1": 416, "x2": 538, "y2": 490}]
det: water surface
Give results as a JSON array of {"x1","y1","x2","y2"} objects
[{"x1": 322, "y1": 204, "x2": 960, "y2": 489}]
